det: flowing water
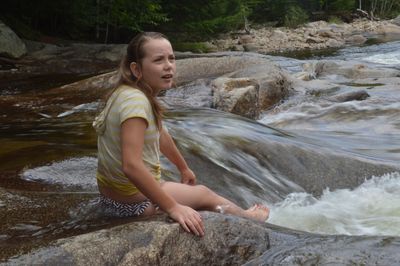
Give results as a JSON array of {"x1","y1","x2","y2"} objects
[
  {"x1": 1, "y1": 41, "x2": 400, "y2": 261},
  {"x1": 261, "y1": 40, "x2": 400, "y2": 235}
]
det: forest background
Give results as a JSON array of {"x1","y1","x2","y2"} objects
[{"x1": 2, "y1": 0, "x2": 400, "y2": 48}]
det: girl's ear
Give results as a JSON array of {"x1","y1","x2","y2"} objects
[{"x1": 130, "y1": 62, "x2": 141, "y2": 79}]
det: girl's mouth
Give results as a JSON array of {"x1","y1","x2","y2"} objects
[{"x1": 162, "y1": 74, "x2": 173, "y2": 79}]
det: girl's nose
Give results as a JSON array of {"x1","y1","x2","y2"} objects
[{"x1": 164, "y1": 60, "x2": 173, "y2": 69}]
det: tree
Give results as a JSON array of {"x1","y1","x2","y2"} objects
[{"x1": 160, "y1": 0, "x2": 255, "y2": 40}]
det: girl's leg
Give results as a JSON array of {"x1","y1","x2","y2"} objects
[{"x1": 160, "y1": 181, "x2": 269, "y2": 222}]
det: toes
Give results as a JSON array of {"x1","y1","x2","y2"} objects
[{"x1": 248, "y1": 204, "x2": 258, "y2": 211}]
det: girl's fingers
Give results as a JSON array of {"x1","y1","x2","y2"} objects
[
  {"x1": 186, "y1": 219, "x2": 200, "y2": 236},
  {"x1": 179, "y1": 219, "x2": 191, "y2": 233},
  {"x1": 186, "y1": 213, "x2": 204, "y2": 237}
]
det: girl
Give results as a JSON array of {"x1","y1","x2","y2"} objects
[{"x1": 94, "y1": 32, "x2": 269, "y2": 237}]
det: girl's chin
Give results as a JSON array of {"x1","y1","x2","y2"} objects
[{"x1": 162, "y1": 83, "x2": 174, "y2": 90}]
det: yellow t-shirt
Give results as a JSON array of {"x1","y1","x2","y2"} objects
[{"x1": 96, "y1": 85, "x2": 161, "y2": 196}]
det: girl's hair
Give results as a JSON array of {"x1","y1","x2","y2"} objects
[{"x1": 116, "y1": 32, "x2": 168, "y2": 129}]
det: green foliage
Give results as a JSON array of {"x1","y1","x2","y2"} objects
[
  {"x1": 284, "y1": 5, "x2": 309, "y2": 28},
  {"x1": 248, "y1": 0, "x2": 310, "y2": 26},
  {"x1": 329, "y1": 0, "x2": 355, "y2": 12},
  {"x1": 328, "y1": 16, "x2": 344, "y2": 24},
  {"x1": 160, "y1": 0, "x2": 251, "y2": 40},
  {"x1": 362, "y1": 0, "x2": 400, "y2": 18},
  {"x1": 3, "y1": 0, "x2": 400, "y2": 43},
  {"x1": 100, "y1": 0, "x2": 167, "y2": 32},
  {"x1": 1, "y1": 0, "x2": 167, "y2": 42}
]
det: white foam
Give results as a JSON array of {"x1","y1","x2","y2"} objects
[
  {"x1": 363, "y1": 51, "x2": 400, "y2": 65},
  {"x1": 57, "y1": 102, "x2": 100, "y2": 118},
  {"x1": 268, "y1": 172, "x2": 400, "y2": 236}
]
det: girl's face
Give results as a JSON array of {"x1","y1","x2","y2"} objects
[{"x1": 131, "y1": 38, "x2": 176, "y2": 92}]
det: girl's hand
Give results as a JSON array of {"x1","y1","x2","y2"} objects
[
  {"x1": 167, "y1": 204, "x2": 205, "y2": 237},
  {"x1": 180, "y1": 168, "x2": 196, "y2": 185}
]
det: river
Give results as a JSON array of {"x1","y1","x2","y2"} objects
[
  {"x1": 261, "y1": 40, "x2": 400, "y2": 235},
  {"x1": 1, "y1": 40, "x2": 400, "y2": 262}
]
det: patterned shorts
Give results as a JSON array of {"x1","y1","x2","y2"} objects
[{"x1": 99, "y1": 195, "x2": 151, "y2": 218}]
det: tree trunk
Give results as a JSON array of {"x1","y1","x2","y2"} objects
[{"x1": 96, "y1": 0, "x2": 100, "y2": 40}]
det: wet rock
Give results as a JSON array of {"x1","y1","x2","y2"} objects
[
  {"x1": 0, "y1": 20, "x2": 27, "y2": 59},
  {"x1": 329, "y1": 90, "x2": 370, "y2": 102},
  {"x1": 7, "y1": 211, "x2": 400, "y2": 266},
  {"x1": 246, "y1": 234, "x2": 400, "y2": 266},
  {"x1": 291, "y1": 78, "x2": 340, "y2": 94},
  {"x1": 164, "y1": 56, "x2": 290, "y2": 119},
  {"x1": 163, "y1": 79, "x2": 213, "y2": 108},
  {"x1": 227, "y1": 63, "x2": 292, "y2": 110},
  {"x1": 212, "y1": 77, "x2": 260, "y2": 119},
  {"x1": 345, "y1": 34, "x2": 367, "y2": 45},
  {"x1": 303, "y1": 61, "x2": 400, "y2": 79},
  {"x1": 175, "y1": 55, "x2": 271, "y2": 86},
  {"x1": 7, "y1": 212, "x2": 270, "y2": 266}
]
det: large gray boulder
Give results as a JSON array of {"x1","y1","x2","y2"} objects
[
  {"x1": 175, "y1": 54, "x2": 274, "y2": 86},
  {"x1": 0, "y1": 20, "x2": 27, "y2": 59},
  {"x1": 7, "y1": 212, "x2": 400, "y2": 265},
  {"x1": 6, "y1": 212, "x2": 270, "y2": 265},
  {"x1": 212, "y1": 77, "x2": 260, "y2": 119},
  {"x1": 226, "y1": 63, "x2": 293, "y2": 110},
  {"x1": 165, "y1": 55, "x2": 291, "y2": 116}
]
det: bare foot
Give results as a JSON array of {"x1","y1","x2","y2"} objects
[{"x1": 244, "y1": 204, "x2": 270, "y2": 222}]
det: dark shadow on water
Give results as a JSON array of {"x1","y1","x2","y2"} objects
[
  {"x1": 0, "y1": 73, "x2": 96, "y2": 96},
  {"x1": 0, "y1": 193, "x2": 162, "y2": 262}
]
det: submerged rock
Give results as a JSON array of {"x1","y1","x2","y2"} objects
[{"x1": 330, "y1": 90, "x2": 370, "y2": 102}]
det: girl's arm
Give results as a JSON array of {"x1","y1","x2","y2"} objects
[
  {"x1": 159, "y1": 127, "x2": 196, "y2": 185},
  {"x1": 121, "y1": 118, "x2": 204, "y2": 236}
]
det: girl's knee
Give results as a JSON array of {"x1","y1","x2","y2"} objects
[
  {"x1": 196, "y1": 184, "x2": 211, "y2": 193},
  {"x1": 195, "y1": 184, "x2": 218, "y2": 199}
]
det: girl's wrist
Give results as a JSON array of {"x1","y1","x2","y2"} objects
[{"x1": 178, "y1": 165, "x2": 189, "y2": 172}]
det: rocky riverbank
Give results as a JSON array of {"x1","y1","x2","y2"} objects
[{"x1": 207, "y1": 17, "x2": 400, "y2": 54}]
